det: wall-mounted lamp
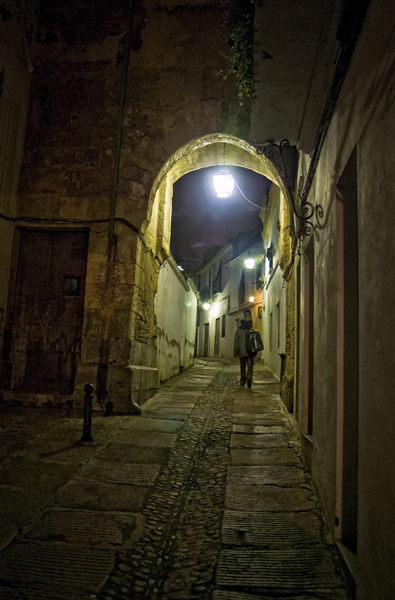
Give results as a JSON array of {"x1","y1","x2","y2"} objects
[
  {"x1": 249, "y1": 295, "x2": 255, "y2": 303},
  {"x1": 202, "y1": 302, "x2": 210, "y2": 310},
  {"x1": 256, "y1": 139, "x2": 323, "y2": 239},
  {"x1": 244, "y1": 257, "x2": 256, "y2": 269},
  {"x1": 213, "y1": 169, "x2": 234, "y2": 198},
  {"x1": 210, "y1": 302, "x2": 220, "y2": 318}
]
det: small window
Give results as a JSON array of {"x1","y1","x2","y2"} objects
[{"x1": 64, "y1": 276, "x2": 80, "y2": 297}]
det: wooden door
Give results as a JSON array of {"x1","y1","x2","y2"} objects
[{"x1": 11, "y1": 231, "x2": 89, "y2": 394}]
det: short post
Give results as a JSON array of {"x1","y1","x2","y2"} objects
[{"x1": 81, "y1": 383, "x2": 94, "y2": 442}]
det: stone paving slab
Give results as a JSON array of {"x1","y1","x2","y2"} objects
[
  {"x1": 0, "y1": 542, "x2": 115, "y2": 595},
  {"x1": 233, "y1": 395, "x2": 278, "y2": 404},
  {"x1": 78, "y1": 459, "x2": 160, "y2": 486},
  {"x1": 227, "y1": 465, "x2": 306, "y2": 486},
  {"x1": 221, "y1": 510, "x2": 324, "y2": 547},
  {"x1": 233, "y1": 407, "x2": 283, "y2": 416},
  {"x1": 230, "y1": 433, "x2": 286, "y2": 448},
  {"x1": 53, "y1": 480, "x2": 149, "y2": 512},
  {"x1": 141, "y1": 410, "x2": 189, "y2": 421},
  {"x1": 233, "y1": 413, "x2": 287, "y2": 424},
  {"x1": 232, "y1": 424, "x2": 289, "y2": 434},
  {"x1": 95, "y1": 442, "x2": 170, "y2": 464},
  {"x1": 148, "y1": 401, "x2": 195, "y2": 409},
  {"x1": 216, "y1": 547, "x2": 343, "y2": 590},
  {"x1": 0, "y1": 457, "x2": 79, "y2": 492},
  {"x1": 37, "y1": 424, "x2": 110, "y2": 445},
  {"x1": 0, "y1": 587, "x2": 94, "y2": 600},
  {"x1": 0, "y1": 487, "x2": 49, "y2": 525},
  {"x1": 26, "y1": 509, "x2": 136, "y2": 547},
  {"x1": 14, "y1": 439, "x2": 103, "y2": 464},
  {"x1": 0, "y1": 523, "x2": 18, "y2": 552},
  {"x1": 225, "y1": 485, "x2": 315, "y2": 512},
  {"x1": 230, "y1": 447, "x2": 300, "y2": 466},
  {"x1": 145, "y1": 407, "x2": 193, "y2": 416},
  {"x1": 115, "y1": 417, "x2": 183, "y2": 433},
  {"x1": 112, "y1": 430, "x2": 178, "y2": 446},
  {"x1": 212, "y1": 591, "x2": 349, "y2": 600}
]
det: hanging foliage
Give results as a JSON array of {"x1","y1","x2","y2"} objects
[{"x1": 218, "y1": 0, "x2": 255, "y2": 106}]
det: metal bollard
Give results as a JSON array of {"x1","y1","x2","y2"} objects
[{"x1": 81, "y1": 383, "x2": 94, "y2": 442}]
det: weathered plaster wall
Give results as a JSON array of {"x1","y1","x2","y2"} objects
[
  {"x1": 155, "y1": 257, "x2": 197, "y2": 383},
  {"x1": 0, "y1": 0, "x2": 37, "y2": 387},
  {"x1": 308, "y1": 127, "x2": 338, "y2": 528},
  {"x1": 262, "y1": 186, "x2": 286, "y2": 379},
  {"x1": 296, "y1": 2, "x2": 395, "y2": 598},
  {"x1": 7, "y1": 0, "x2": 248, "y2": 410}
]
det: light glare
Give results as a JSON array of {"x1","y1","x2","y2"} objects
[
  {"x1": 213, "y1": 170, "x2": 234, "y2": 198},
  {"x1": 244, "y1": 257, "x2": 256, "y2": 269}
]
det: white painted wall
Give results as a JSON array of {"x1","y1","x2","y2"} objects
[
  {"x1": 195, "y1": 242, "x2": 263, "y2": 361},
  {"x1": 262, "y1": 202, "x2": 286, "y2": 378},
  {"x1": 155, "y1": 258, "x2": 197, "y2": 383}
]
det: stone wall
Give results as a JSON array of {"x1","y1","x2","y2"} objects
[
  {"x1": 0, "y1": 0, "x2": 38, "y2": 390},
  {"x1": 4, "y1": 0, "x2": 248, "y2": 410}
]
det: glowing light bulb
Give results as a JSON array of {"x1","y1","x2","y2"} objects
[
  {"x1": 213, "y1": 170, "x2": 234, "y2": 198},
  {"x1": 244, "y1": 257, "x2": 256, "y2": 269}
]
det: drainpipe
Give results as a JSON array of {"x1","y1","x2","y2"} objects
[{"x1": 108, "y1": 0, "x2": 134, "y2": 245}]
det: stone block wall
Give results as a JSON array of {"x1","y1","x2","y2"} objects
[
  {"x1": 3, "y1": 0, "x2": 247, "y2": 410},
  {"x1": 0, "y1": 0, "x2": 38, "y2": 391}
]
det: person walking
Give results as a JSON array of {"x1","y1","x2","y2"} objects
[{"x1": 234, "y1": 319, "x2": 255, "y2": 388}]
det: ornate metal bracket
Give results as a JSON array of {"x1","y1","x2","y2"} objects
[{"x1": 257, "y1": 139, "x2": 323, "y2": 239}]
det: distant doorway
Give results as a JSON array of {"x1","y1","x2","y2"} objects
[
  {"x1": 10, "y1": 230, "x2": 89, "y2": 394},
  {"x1": 203, "y1": 323, "x2": 209, "y2": 357},
  {"x1": 214, "y1": 317, "x2": 220, "y2": 357}
]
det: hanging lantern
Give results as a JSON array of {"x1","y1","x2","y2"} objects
[
  {"x1": 213, "y1": 170, "x2": 234, "y2": 198},
  {"x1": 244, "y1": 257, "x2": 256, "y2": 269}
]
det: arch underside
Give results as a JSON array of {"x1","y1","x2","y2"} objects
[{"x1": 142, "y1": 133, "x2": 291, "y2": 261}]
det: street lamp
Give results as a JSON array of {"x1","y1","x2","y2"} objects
[
  {"x1": 244, "y1": 257, "x2": 256, "y2": 269},
  {"x1": 202, "y1": 302, "x2": 210, "y2": 310},
  {"x1": 213, "y1": 170, "x2": 234, "y2": 198}
]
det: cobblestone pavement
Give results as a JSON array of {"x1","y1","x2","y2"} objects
[{"x1": 0, "y1": 360, "x2": 351, "y2": 600}]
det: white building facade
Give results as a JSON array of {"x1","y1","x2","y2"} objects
[{"x1": 194, "y1": 240, "x2": 264, "y2": 362}]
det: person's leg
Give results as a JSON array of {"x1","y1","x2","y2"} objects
[
  {"x1": 247, "y1": 356, "x2": 254, "y2": 387},
  {"x1": 240, "y1": 357, "x2": 247, "y2": 385}
]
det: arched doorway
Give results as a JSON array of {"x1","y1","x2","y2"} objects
[{"x1": 135, "y1": 134, "x2": 292, "y2": 395}]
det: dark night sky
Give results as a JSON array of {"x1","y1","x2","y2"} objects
[{"x1": 170, "y1": 166, "x2": 271, "y2": 271}]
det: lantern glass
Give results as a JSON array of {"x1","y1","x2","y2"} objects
[
  {"x1": 244, "y1": 257, "x2": 256, "y2": 269},
  {"x1": 213, "y1": 170, "x2": 234, "y2": 198}
]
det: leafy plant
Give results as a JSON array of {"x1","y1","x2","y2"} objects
[{"x1": 218, "y1": 0, "x2": 255, "y2": 106}]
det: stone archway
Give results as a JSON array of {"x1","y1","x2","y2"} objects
[
  {"x1": 142, "y1": 133, "x2": 290, "y2": 261},
  {"x1": 71, "y1": 134, "x2": 293, "y2": 415},
  {"x1": 128, "y1": 134, "x2": 293, "y2": 407}
]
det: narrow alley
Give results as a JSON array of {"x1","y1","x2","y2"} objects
[{"x1": 0, "y1": 360, "x2": 350, "y2": 600}]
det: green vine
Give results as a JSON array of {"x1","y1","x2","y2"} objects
[{"x1": 219, "y1": 0, "x2": 255, "y2": 106}]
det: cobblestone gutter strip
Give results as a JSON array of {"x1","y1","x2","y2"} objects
[{"x1": 98, "y1": 368, "x2": 234, "y2": 600}]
